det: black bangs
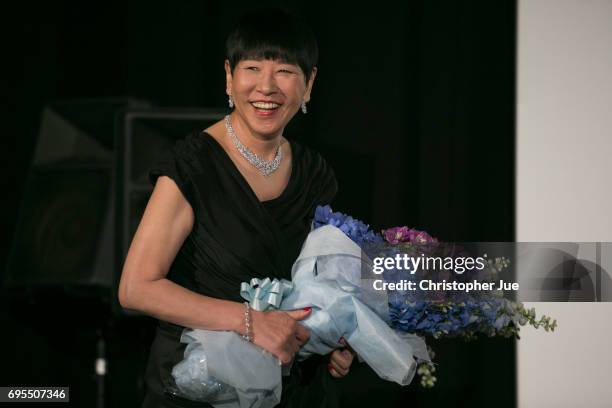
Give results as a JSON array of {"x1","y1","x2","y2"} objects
[{"x1": 226, "y1": 8, "x2": 318, "y2": 83}]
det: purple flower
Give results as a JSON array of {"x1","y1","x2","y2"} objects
[
  {"x1": 408, "y1": 229, "x2": 438, "y2": 245},
  {"x1": 383, "y1": 226, "x2": 412, "y2": 244},
  {"x1": 383, "y1": 226, "x2": 438, "y2": 245}
]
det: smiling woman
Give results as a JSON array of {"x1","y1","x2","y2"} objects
[
  {"x1": 227, "y1": 58, "x2": 315, "y2": 124},
  {"x1": 222, "y1": 9, "x2": 317, "y2": 168},
  {"x1": 117, "y1": 7, "x2": 350, "y2": 408}
]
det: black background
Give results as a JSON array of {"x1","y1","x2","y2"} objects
[{"x1": 1, "y1": 1, "x2": 516, "y2": 407}]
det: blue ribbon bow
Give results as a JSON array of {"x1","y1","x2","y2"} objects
[{"x1": 240, "y1": 277, "x2": 294, "y2": 311}]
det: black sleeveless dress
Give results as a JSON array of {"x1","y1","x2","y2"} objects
[{"x1": 141, "y1": 130, "x2": 340, "y2": 408}]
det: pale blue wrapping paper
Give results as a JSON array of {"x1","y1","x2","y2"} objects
[{"x1": 170, "y1": 225, "x2": 429, "y2": 408}]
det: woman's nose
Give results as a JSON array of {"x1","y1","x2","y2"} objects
[{"x1": 256, "y1": 71, "x2": 278, "y2": 94}]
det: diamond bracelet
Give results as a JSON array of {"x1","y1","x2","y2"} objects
[{"x1": 242, "y1": 301, "x2": 253, "y2": 342}]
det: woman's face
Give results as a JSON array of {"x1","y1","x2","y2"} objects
[{"x1": 225, "y1": 58, "x2": 317, "y2": 138}]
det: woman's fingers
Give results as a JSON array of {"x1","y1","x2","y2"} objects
[
  {"x1": 328, "y1": 349, "x2": 351, "y2": 377},
  {"x1": 288, "y1": 336, "x2": 300, "y2": 356},
  {"x1": 284, "y1": 307, "x2": 311, "y2": 321},
  {"x1": 278, "y1": 333, "x2": 300, "y2": 363},
  {"x1": 287, "y1": 309, "x2": 311, "y2": 344},
  {"x1": 340, "y1": 348, "x2": 353, "y2": 362},
  {"x1": 328, "y1": 359, "x2": 348, "y2": 377},
  {"x1": 332, "y1": 349, "x2": 352, "y2": 369},
  {"x1": 328, "y1": 365, "x2": 343, "y2": 378},
  {"x1": 279, "y1": 352, "x2": 293, "y2": 365},
  {"x1": 294, "y1": 324, "x2": 310, "y2": 344},
  {"x1": 281, "y1": 330, "x2": 301, "y2": 364},
  {"x1": 250, "y1": 309, "x2": 312, "y2": 364},
  {"x1": 328, "y1": 337, "x2": 356, "y2": 378}
]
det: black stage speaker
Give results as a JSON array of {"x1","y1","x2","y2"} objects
[
  {"x1": 4, "y1": 98, "x2": 150, "y2": 299},
  {"x1": 4, "y1": 101, "x2": 226, "y2": 317},
  {"x1": 113, "y1": 108, "x2": 226, "y2": 316}
]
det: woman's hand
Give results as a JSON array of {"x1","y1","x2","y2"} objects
[
  {"x1": 328, "y1": 337, "x2": 355, "y2": 378},
  {"x1": 250, "y1": 307, "x2": 312, "y2": 365}
]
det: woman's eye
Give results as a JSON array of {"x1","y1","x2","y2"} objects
[
  {"x1": 279, "y1": 69, "x2": 293, "y2": 74},
  {"x1": 246, "y1": 66, "x2": 259, "y2": 71}
]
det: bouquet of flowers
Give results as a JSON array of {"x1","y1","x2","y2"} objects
[
  {"x1": 169, "y1": 205, "x2": 556, "y2": 406},
  {"x1": 312, "y1": 205, "x2": 557, "y2": 387}
]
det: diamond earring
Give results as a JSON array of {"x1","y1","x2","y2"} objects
[
  {"x1": 301, "y1": 101, "x2": 307, "y2": 114},
  {"x1": 228, "y1": 95, "x2": 234, "y2": 109}
]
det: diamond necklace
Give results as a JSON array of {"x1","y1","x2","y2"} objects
[{"x1": 224, "y1": 115, "x2": 282, "y2": 177}]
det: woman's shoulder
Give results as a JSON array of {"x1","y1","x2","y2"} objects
[
  {"x1": 291, "y1": 139, "x2": 334, "y2": 175},
  {"x1": 167, "y1": 129, "x2": 225, "y2": 171},
  {"x1": 291, "y1": 139, "x2": 338, "y2": 203},
  {"x1": 156, "y1": 130, "x2": 208, "y2": 164},
  {"x1": 148, "y1": 130, "x2": 219, "y2": 196}
]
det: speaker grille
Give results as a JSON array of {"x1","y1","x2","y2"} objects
[{"x1": 7, "y1": 163, "x2": 111, "y2": 286}]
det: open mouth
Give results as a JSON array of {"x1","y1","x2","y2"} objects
[{"x1": 250, "y1": 101, "x2": 281, "y2": 115}]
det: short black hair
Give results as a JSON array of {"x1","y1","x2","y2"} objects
[{"x1": 226, "y1": 8, "x2": 318, "y2": 83}]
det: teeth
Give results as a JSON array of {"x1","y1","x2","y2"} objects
[{"x1": 251, "y1": 102, "x2": 280, "y2": 109}]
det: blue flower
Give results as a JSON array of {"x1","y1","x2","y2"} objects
[
  {"x1": 312, "y1": 205, "x2": 383, "y2": 245},
  {"x1": 388, "y1": 296, "x2": 521, "y2": 338}
]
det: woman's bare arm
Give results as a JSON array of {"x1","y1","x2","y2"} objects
[
  {"x1": 117, "y1": 176, "x2": 311, "y2": 363},
  {"x1": 118, "y1": 176, "x2": 245, "y2": 333}
]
